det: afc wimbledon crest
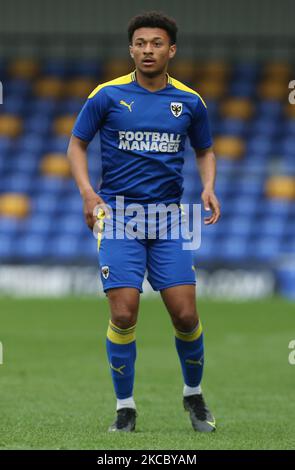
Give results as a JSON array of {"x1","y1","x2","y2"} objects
[
  {"x1": 170, "y1": 102, "x2": 183, "y2": 117},
  {"x1": 101, "y1": 265, "x2": 109, "y2": 279}
]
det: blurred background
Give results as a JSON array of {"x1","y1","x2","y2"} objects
[{"x1": 0, "y1": 0, "x2": 295, "y2": 300}]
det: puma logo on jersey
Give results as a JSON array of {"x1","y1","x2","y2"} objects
[{"x1": 120, "y1": 100, "x2": 134, "y2": 112}]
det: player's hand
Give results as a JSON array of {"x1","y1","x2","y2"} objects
[
  {"x1": 201, "y1": 188, "x2": 221, "y2": 225},
  {"x1": 82, "y1": 190, "x2": 109, "y2": 231}
]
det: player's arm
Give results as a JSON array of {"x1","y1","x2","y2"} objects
[
  {"x1": 67, "y1": 135, "x2": 107, "y2": 230},
  {"x1": 188, "y1": 97, "x2": 221, "y2": 225},
  {"x1": 195, "y1": 146, "x2": 221, "y2": 225},
  {"x1": 68, "y1": 89, "x2": 109, "y2": 230}
]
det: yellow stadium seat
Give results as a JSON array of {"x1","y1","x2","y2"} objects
[
  {"x1": 265, "y1": 176, "x2": 295, "y2": 200},
  {"x1": 285, "y1": 103, "x2": 295, "y2": 119},
  {"x1": 40, "y1": 153, "x2": 71, "y2": 177},
  {"x1": 168, "y1": 60, "x2": 197, "y2": 83},
  {"x1": 34, "y1": 77, "x2": 64, "y2": 99},
  {"x1": 263, "y1": 62, "x2": 291, "y2": 82},
  {"x1": 8, "y1": 59, "x2": 40, "y2": 79},
  {"x1": 199, "y1": 61, "x2": 230, "y2": 80},
  {"x1": 0, "y1": 115, "x2": 22, "y2": 137},
  {"x1": 259, "y1": 80, "x2": 288, "y2": 100},
  {"x1": 220, "y1": 98, "x2": 254, "y2": 120},
  {"x1": 195, "y1": 79, "x2": 226, "y2": 100},
  {"x1": 214, "y1": 136, "x2": 245, "y2": 160},
  {"x1": 66, "y1": 78, "x2": 96, "y2": 99},
  {"x1": 0, "y1": 193, "x2": 30, "y2": 218},
  {"x1": 53, "y1": 115, "x2": 76, "y2": 137},
  {"x1": 103, "y1": 59, "x2": 133, "y2": 81}
]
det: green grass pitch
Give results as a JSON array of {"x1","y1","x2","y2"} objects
[{"x1": 0, "y1": 296, "x2": 294, "y2": 450}]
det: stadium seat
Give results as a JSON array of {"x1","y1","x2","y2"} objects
[
  {"x1": 8, "y1": 59, "x2": 40, "y2": 80},
  {"x1": 65, "y1": 78, "x2": 96, "y2": 99},
  {"x1": 0, "y1": 114, "x2": 23, "y2": 137},
  {"x1": 103, "y1": 59, "x2": 133, "y2": 81},
  {"x1": 169, "y1": 60, "x2": 196, "y2": 84},
  {"x1": 258, "y1": 79, "x2": 288, "y2": 100},
  {"x1": 53, "y1": 115, "x2": 76, "y2": 137},
  {"x1": 0, "y1": 193, "x2": 30, "y2": 218},
  {"x1": 265, "y1": 176, "x2": 295, "y2": 200},
  {"x1": 220, "y1": 98, "x2": 254, "y2": 120},
  {"x1": 40, "y1": 153, "x2": 71, "y2": 178},
  {"x1": 214, "y1": 136, "x2": 245, "y2": 159},
  {"x1": 34, "y1": 77, "x2": 64, "y2": 99}
]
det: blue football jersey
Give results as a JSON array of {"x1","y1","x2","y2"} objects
[{"x1": 72, "y1": 71, "x2": 212, "y2": 206}]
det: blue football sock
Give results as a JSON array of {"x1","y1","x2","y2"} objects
[
  {"x1": 106, "y1": 320, "x2": 136, "y2": 400},
  {"x1": 175, "y1": 320, "x2": 204, "y2": 388}
]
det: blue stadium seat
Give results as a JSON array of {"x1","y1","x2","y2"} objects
[
  {"x1": 253, "y1": 236, "x2": 281, "y2": 261},
  {"x1": 229, "y1": 81, "x2": 255, "y2": 97},
  {"x1": 195, "y1": 239, "x2": 216, "y2": 262},
  {"x1": 217, "y1": 119, "x2": 246, "y2": 136},
  {"x1": 247, "y1": 135, "x2": 274, "y2": 156},
  {"x1": 1, "y1": 174, "x2": 33, "y2": 193},
  {"x1": 1, "y1": 96, "x2": 24, "y2": 114},
  {"x1": 15, "y1": 134, "x2": 45, "y2": 153},
  {"x1": 48, "y1": 136, "x2": 69, "y2": 153},
  {"x1": 257, "y1": 101, "x2": 282, "y2": 118},
  {"x1": 25, "y1": 116, "x2": 52, "y2": 135},
  {"x1": 0, "y1": 217, "x2": 24, "y2": 236},
  {"x1": 15, "y1": 234, "x2": 48, "y2": 260},
  {"x1": 219, "y1": 236, "x2": 249, "y2": 261},
  {"x1": 43, "y1": 59, "x2": 68, "y2": 77},
  {"x1": 0, "y1": 234, "x2": 15, "y2": 259},
  {"x1": 6, "y1": 78, "x2": 31, "y2": 96},
  {"x1": 73, "y1": 59, "x2": 103, "y2": 77},
  {"x1": 34, "y1": 176, "x2": 68, "y2": 195},
  {"x1": 232, "y1": 62, "x2": 260, "y2": 81},
  {"x1": 23, "y1": 214, "x2": 54, "y2": 236},
  {"x1": 0, "y1": 137, "x2": 13, "y2": 153},
  {"x1": 32, "y1": 194, "x2": 60, "y2": 214},
  {"x1": 48, "y1": 234, "x2": 80, "y2": 260},
  {"x1": 54, "y1": 214, "x2": 86, "y2": 235}
]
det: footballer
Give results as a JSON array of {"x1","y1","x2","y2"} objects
[{"x1": 67, "y1": 11, "x2": 220, "y2": 433}]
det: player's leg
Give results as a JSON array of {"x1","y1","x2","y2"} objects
[
  {"x1": 98, "y1": 233, "x2": 147, "y2": 432},
  {"x1": 106, "y1": 287, "x2": 139, "y2": 432},
  {"x1": 147, "y1": 234, "x2": 215, "y2": 432},
  {"x1": 161, "y1": 284, "x2": 204, "y2": 393},
  {"x1": 161, "y1": 284, "x2": 216, "y2": 432}
]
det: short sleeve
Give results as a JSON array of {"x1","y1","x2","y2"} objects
[
  {"x1": 72, "y1": 89, "x2": 107, "y2": 142},
  {"x1": 188, "y1": 98, "x2": 213, "y2": 150}
]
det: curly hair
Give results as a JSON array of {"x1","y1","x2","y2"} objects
[{"x1": 128, "y1": 11, "x2": 178, "y2": 45}]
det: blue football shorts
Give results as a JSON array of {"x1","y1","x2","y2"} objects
[{"x1": 96, "y1": 204, "x2": 196, "y2": 293}]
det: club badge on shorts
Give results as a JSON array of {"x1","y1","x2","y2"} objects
[
  {"x1": 101, "y1": 266, "x2": 110, "y2": 279},
  {"x1": 170, "y1": 102, "x2": 183, "y2": 117}
]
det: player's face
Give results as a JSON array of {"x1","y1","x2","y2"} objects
[{"x1": 129, "y1": 28, "x2": 176, "y2": 76}]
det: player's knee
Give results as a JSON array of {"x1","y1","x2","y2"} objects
[
  {"x1": 173, "y1": 311, "x2": 199, "y2": 332},
  {"x1": 111, "y1": 312, "x2": 137, "y2": 330}
]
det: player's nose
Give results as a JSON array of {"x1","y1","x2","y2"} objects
[{"x1": 143, "y1": 42, "x2": 153, "y2": 53}]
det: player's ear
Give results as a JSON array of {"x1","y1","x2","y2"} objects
[
  {"x1": 129, "y1": 45, "x2": 134, "y2": 59},
  {"x1": 169, "y1": 44, "x2": 177, "y2": 60}
]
